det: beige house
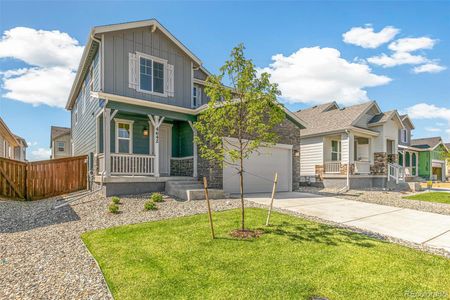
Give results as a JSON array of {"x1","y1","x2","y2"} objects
[
  {"x1": 296, "y1": 101, "x2": 404, "y2": 189},
  {"x1": 0, "y1": 117, "x2": 27, "y2": 161},
  {"x1": 50, "y1": 126, "x2": 72, "y2": 159}
]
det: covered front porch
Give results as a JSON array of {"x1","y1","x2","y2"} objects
[
  {"x1": 322, "y1": 131, "x2": 376, "y2": 176},
  {"x1": 398, "y1": 147, "x2": 419, "y2": 178},
  {"x1": 94, "y1": 100, "x2": 198, "y2": 180}
]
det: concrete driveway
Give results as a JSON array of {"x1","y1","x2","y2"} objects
[{"x1": 245, "y1": 192, "x2": 450, "y2": 253}]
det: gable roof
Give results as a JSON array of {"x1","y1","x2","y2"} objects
[
  {"x1": 400, "y1": 114, "x2": 415, "y2": 129},
  {"x1": 410, "y1": 136, "x2": 447, "y2": 151},
  {"x1": 50, "y1": 126, "x2": 71, "y2": 147},
  {"x1": 66, "y1": 19, "x2": 207, "y2": 110},
  {"x1": 368, "y1": 110, "x2": 404, "y2": 129},
  {"x1": 13, "y1": 135, "x2": 27, "y2": 148},
  {"x1": 0, "y1": 117, "x2": 20, "y2": 147},
  {"x1": 295, "y1": 101, "x2": 378, "y2": 137}
]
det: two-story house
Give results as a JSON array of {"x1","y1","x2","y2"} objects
[
  {"x1": 50, "y1": 126, "x2": 72, "y2": 159},
  {"x1": 0, "y1": 117, "x2": 27, "y2": 162},
  {"x1": 397, "y1": 114, "x2": 420, "y2": 179},
  {"x1": 66, "y1": 19, "x2": 306, "y2": 196},
  {"x1": 410, "y1": 137, "x2": 448, "y2": 181},
  {"x1": 296, "y1": 101, "x2": 405, "y2": 189}
]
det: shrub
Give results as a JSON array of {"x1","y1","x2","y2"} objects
[
  {"x1": 111, "y1": 196, "x2": 120, "y2": 204},
  {"x1": 108, "y1": 203, "x2": 119, "y2": 214},
  {"x1": 151, "y1": 193, "x2": 164, "y2": 203},
  {"x1": 144, "y1": 200, "x2": 157, "y2": 211}
]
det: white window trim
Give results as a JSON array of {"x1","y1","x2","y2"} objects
[
  {"x1": 136, "y1": 52, "x2": 168, "y2": 97},
  {"x1": 82, "y1": 82, "x2": 86, "y2": 114},
  {"x1": 192, "y1": 86, "x2": 202, "y2": 108},
  {"x1": 114, "y1": 118, "x2": 134, "y2": 153},
  {"x1": 331, "y1": 140, "x2": 342, "y2": 161},
  {"x1": 401, "y1": 129, "x2": 407, "y2": 143},
  {"x1": 57, "y1": 141, "x2": 65, "y2": 152}
]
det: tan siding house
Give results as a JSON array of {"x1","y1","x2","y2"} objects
[
  {"x1": 0, "y1": 117, "x2": 27, "y2": 161},
  {"x1": 50, "y1": 126, "x2": 72, "y2": 159}
]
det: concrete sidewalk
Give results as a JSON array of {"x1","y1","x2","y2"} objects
[{"x1": 246, "y1": 192, "x2": 450, "y2": 253}]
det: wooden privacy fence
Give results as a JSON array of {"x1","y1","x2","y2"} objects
[{"x1": 0, "y1": 155, "x2": 88, "y2": 200}]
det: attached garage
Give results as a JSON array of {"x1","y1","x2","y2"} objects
[
  {"x1": 432, "y1": 161, "x2": 446, "y2": 181},
  {"x1": 222, "y1": 138, "x2": 293, "y2": 194}
]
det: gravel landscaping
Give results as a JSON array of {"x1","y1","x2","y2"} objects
[
  {"x1": 0, "y1": 193, "x2": 251, "y2": 300},
  {"x1": 297, "y1": 186, "x2": 450, "y2": 216}
]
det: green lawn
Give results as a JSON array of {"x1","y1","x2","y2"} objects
[
  {"x1": 404, "y1": 192, "x2": 450, "y2": 204},
  {"x1": 82, "y1": 209, "x2": 450, "y2": 300}
]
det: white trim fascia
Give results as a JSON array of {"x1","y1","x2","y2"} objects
[{"x1": 93, "y1": 92, "x2": 205, "y2": 115}]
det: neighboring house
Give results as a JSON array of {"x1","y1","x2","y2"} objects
[
  {"x1": 65, "y1": 19, "x2": 306, "y2": 196},
  {"x1": 0, "y1": 117, "x2": 27, "y2": 161},
  {"x1": 397, "y1": 115, "x2": 420, "y2": 179},
  {"x1": 50, "y1": 126, "x2": 72, "y2": 159},
  {"x1": 410, "y1": 137, "x2": 449, "y2": 181},
  {"x1": 446, "y1": 143, "x2": 450, "y2": 179},
  {"x1": 296, "y1": 101, "x2": 404, "y2": 189}
]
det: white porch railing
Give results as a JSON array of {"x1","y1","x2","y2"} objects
[
  {"x1": 354, "y1": 161, "x2": 370, "y2": 174},
  {"x1": 388, "y1": 163, "x2": 405, "y2": 184},
  {"x1": 324, "y1": 161, "x2": 341, "y2": 173},
  {"x1": 97, "y1": 153, "x2": 156, "y2": 176}
]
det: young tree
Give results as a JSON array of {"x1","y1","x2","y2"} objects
[{"x1": 194, "y1": 44, "x2": 285, "y2": 232}]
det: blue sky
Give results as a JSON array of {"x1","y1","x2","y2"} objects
[{"x1": 1, "y1": 1, "x2": 449, "y2": 160}]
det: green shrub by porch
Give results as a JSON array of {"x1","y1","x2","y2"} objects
[
  {"x1": 150, "y1": 193, "x2": 164, "y2": 203},
  {"x1": 144, "y1": 200, "x2": 157, "y2": 211}
]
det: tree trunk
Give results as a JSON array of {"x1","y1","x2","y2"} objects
[{"x1": 239, "y1": 155, "x2": 245, "y2": 231}]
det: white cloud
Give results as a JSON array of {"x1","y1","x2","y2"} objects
[
  {"x1": 2, "y1": 67, "x2": 75, "y2": 107},
  {"x1": 259, "y1": 47, "x2": 391, "y2": 105},
  {"x1": 30, "y1": 147, "x2": 51, "y2": 161},
  {"x1": 405, "y1": 103, "x2": 450, "y2": 122},
  {"x1": 0, "y1": 27, "x2": 83, "y2": 69},
  {"x1": 367, "y1": 52, "x2": 428, "y2": 68},
  {"x1": 388, "y1": 37, "x2": 436, "y2": 53},
  {"x1": 413, "y1": 63, "x2": 446, "y2": 74},
  {"x1": 343, "y1": 25, "x2": 399, "y2": 49},
  {"x1": 0, "y1": 27, "x2": 83, "y2": 108},
  {"x1": 425, "y1": 127, "x2": 441, "y2": 132}
]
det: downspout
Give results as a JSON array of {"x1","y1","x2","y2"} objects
[{"x1": 91, "y1": 33, "x2": 102, "y2": 91}]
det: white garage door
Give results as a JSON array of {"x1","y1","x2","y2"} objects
[{"x1": 223, "y1": 138, "x2": 292, "y2": 194}]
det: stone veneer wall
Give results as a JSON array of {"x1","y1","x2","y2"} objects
[
  {"x1": 197, "y1": 118, "x2": 301, "y2": 190},
  {"x1": 339, "y1": 163, "x2": 355, "y2": 175},
  {"x1": 170, "y1": 158, "x2": 194, "y2": 176},
  {"x1": 315, "y1": 165, "x2": 324, "y2": 181},
  {"x1": 371, "y1": 152, "x2": 388, "y2": 175},
  {"x1": 387, "y1": 154, "x2": 398, "y2": 164}
]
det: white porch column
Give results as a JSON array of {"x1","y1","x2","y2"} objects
[
  {"x1": 148, "y1": 115, "x2": 165, "y2": 177},
  {"x1": 104, "y1": 108, "x2": 111, "y2": 176},
  {"x1": 188, "y1": 121, "x2": 198, "y2": 178}
]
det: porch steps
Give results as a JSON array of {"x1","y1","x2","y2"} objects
[{"x1": 165, "y1": 179, "x2": 226, "y2": 201}]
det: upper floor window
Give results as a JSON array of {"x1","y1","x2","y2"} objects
[
  {"x1": 400, "y1": 129, "x2": 407, "y2": 143},
  {"x1": 331, "y1": 140, "x2": 341, "y2": 161},
  {"x1": 57, "y1": 141, "x2": 65, "y2": 152},
  {"x1": 139, "y1": 56, "x2": 165, "y2": 95},
  {"x1": 192, "y1": 86, "x2": 202, "y2": 108},
  {"x1": 129, "y1": 52, "x2": 174, "y2": 97}
]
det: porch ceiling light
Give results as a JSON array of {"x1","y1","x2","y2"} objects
[{"x1": 143, "y1": 126, "x2": 149, "y2": 136}]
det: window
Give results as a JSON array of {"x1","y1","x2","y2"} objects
[
  {"x1": 400, "y1": 129, "x2": 407, "y2": 143},
  {"x1": 74, "y1": 104, "x2": 78, "y2": 125},
  {"x1": 115, "y1": 120, "x2": 133, "y2": 153},
  {"x1": 139, "y1": 55, "x2": 166, "y2": 95},
  {"x1": 57, "y1": 141, "x2": 65, "y2": 152},
  {"x1": 89, "y1": 65, "x2": 94, "y2": 92},
  {"x1": 192, "y1": 86, "x2": 202, "y2": 108},
  {"x1": 82, "y1": 82, "x2": 86, "y2": 114},
  {"x1": 331, "y1": 140, "x2": 341, "y2": 161}
]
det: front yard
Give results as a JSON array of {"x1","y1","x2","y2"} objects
[
  {"x1": 404, "y1": 192, "x2": 450, "y2": 205},
  {"x1": 82, "y1": 208, "x2": 450, "y2": 300}
]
